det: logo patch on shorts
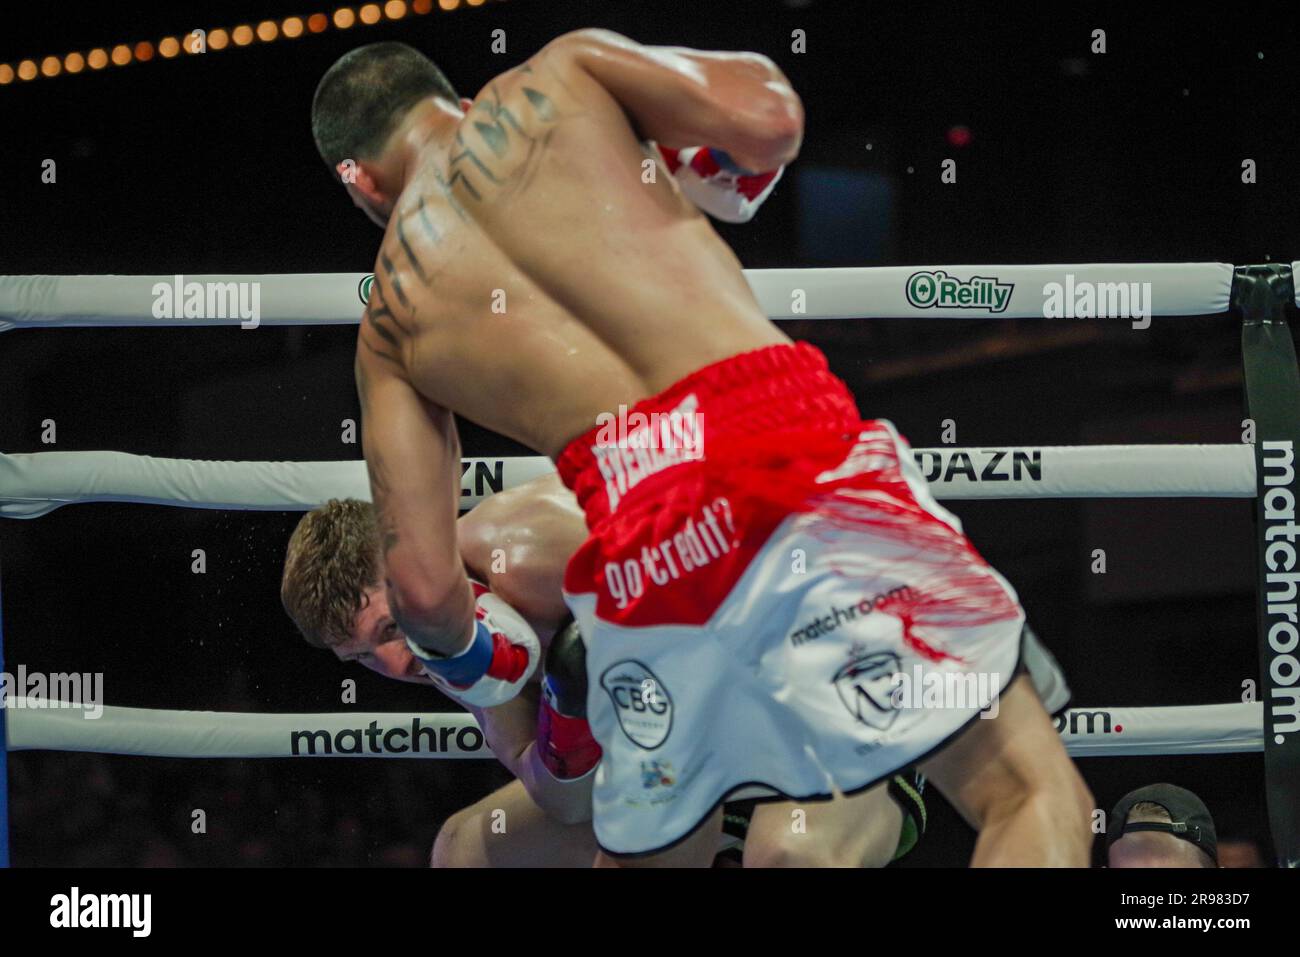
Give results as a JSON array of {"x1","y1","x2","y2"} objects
[
  {"x1": 640, "y1": 760, "x2": 675, "y2": 789},
  {"x1": 601, "y1": 660, "x2": 673, "y2": 749},
  {"x1": 832, "y1": 645, "x2": 902, "y2": 731}
]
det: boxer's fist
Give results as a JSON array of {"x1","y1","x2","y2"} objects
[
  {"x1": 408, "y1": 581, "x2": 540, "y2": 708},
  {"x1": 654, "y1": 143, "x2": 784, "y2": 223}
]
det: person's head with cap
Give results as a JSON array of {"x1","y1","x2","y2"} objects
[{"x1": 1106, "y1": 783, "x2": 1218, "y2": 868}]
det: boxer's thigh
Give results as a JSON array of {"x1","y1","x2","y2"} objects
[
  {"x1": 918, "y1": 674, "x2": 1087, "y2": 831},
  {"x1": 431, "y1": 779, "x2": 599, "y2": 867},
  {"x1": 593, "y1": 807, "x2": 725, "y2": 868},
  {"x1": 743, "y1": 783, "x2": 902, "y2": 868}
]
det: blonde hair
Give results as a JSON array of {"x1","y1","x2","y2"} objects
[
  {"x1": 281, "y1": 499, "x2": 381, "y2": 649},
  {"x1": 1126, "y1": 802, "x2": 1172, "y2": 823}
]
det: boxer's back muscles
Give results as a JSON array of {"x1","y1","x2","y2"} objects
[
  {"x1": 354, "y1": 30, "x2": 801, "y2": 646},
  {"x1": 359, "y1": 30, "x2": 798, "y2": 458}
]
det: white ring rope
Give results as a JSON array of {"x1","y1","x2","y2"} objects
[
  {"x1": 0, "y1": 445, "x2": 1256, "y2": 519},
  {"x1": 0, "y1": 263, "x2": 1236, "y2": 330},
  {"x1": 2, "y1": 699, "x2": 1264, "y2": 759},
  {"x1": 5, "y1": 701, "x2": 486, "y2": 759},
  {"x1": 0, "y1": 264, "x2": 1267, "y2": 818}
]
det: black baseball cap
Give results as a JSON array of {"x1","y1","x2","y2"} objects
[{"x1": 1106, "y1": 783, "x2": 1217, "y2": 864}]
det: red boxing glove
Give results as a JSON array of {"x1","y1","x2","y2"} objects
[
  {"x1": 654, "y1": 143, "x2": 783, "y2": 223},
  {"x1": 536, "y1": 621, "x2": 601, "y2": 780},
  {"x1": 536, "y1": 697, "x2": 602, "y2": 780}
]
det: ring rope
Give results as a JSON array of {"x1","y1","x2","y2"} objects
[
  {"x1": 0, "y1": 445, "x2": 1255, "y2": 518},
  {"x1": 0, "y1": 263, "x2": 1238, "y2": 330},
  {"x1": 2, "y1": 699, "x2": 1264, "y2": 759}
]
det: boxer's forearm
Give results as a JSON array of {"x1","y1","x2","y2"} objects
[
  {"x1": 387, "y1": 573, "x2": 475, "y2": 656},
  {"x1": 558, "y1": 29, "x2": 804, "y2": 173},
  {"x1": 515, "y1": 742, "x2": 594, "y2": 826},
  {"x1": 475, "y1": 690, "x2": 593, "y2": 826}
]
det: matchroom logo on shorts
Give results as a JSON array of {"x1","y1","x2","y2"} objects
[
  {"x1": 832, "y1": 646, "x2": 903, "y2": 732},
  {"x1": 905, "y1": 270, "x2": 1013, "y2": 313},
  {"x1": 601, "y1": 660, "x2": 673, "y2": 749}
]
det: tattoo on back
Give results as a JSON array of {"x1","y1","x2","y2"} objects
[
  {"x1": 360, "y1": 277, "x2": 407, "y2": 368},
  {"x1": 361, "y1": 68, "x2": 565, "y2": 369},
  {"x1": 447, "y1": 79, "x2": 561, "y2": 206}
]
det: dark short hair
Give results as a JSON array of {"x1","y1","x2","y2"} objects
[{"x1": 311, "y1": 42, "x2": 458, "y2": 168}]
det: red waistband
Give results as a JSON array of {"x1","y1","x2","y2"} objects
[{"x1": 556, "y1": 343, "x2": 861, "y2": 520}]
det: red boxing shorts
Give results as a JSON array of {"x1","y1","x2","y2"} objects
[{"x1": 558, "y1": 343, "x2": 1024, "y2": 856}]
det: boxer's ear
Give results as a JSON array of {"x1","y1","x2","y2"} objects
[
  {"x1": 460, "y1": 97, "x2": 473, "y2": 112},
  {"x1": 346, "y1": 162, "x2": 385, "y2": 205}
]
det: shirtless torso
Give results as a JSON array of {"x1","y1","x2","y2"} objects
[
  {"x1": 356, "y1": 31, "x2": 796, "y2": 459},
  {"x1": 336, "y1": 32, "x2": 1092, "y2": 869},
  {"x1": 352, "y1": 30, "x2": 803, "y2": 661}
]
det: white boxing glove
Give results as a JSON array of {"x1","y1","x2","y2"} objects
[
  {"x1": 407, "y1": 581, "x2": 540, "y2": 708},
  {"x1": 651, "y1": 143, "x2": 784, "y2": 224}
]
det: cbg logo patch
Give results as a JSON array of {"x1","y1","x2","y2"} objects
[{"x1": 601, "y1": 660, "x2": 673, "y2": 749}]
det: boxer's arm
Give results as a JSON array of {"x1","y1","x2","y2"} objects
[
  {"x1": 470, "y1": 687, "x2": 594, "y2": 826},
  {"x1": 457, "y1": 473, "x2": 586, "y2": 641},
  {"x1": 457, "y1": 476, "x2": 595, "y2": 824},
  {"x1": 355, "y1": 320, "x2": 473, "y2": 656},
  {"x1": 552, "y1": 28, "x2": 804, "y2": 173}
]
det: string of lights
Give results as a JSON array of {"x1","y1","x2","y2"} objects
[{"x1": 0, "y1": 0, "x2": 503, "y2": 87}]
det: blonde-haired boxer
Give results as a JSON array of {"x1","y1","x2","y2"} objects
[
  {"x1": 311, "y1": 30, "x2": 1092, "y2": 865},
  {"x1": 283, "y1": 474, "x2": 1068, "y2": 866},
  {"x1": 282, "y1": 475, "x2": 928, "y2": 866}
]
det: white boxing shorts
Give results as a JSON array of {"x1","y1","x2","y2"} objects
[{"x1": 557, "y1": 343, "x2": 1025, "y2": 856}]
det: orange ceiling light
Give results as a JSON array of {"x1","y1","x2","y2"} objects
[{"x1": 2, "y1": 1, "x2": 512, "y2": 91}]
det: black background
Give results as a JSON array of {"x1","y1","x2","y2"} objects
[{"x1": 0, "y1": 0, "x2": 1289, "y2": 866}]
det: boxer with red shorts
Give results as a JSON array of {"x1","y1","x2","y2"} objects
[
  {"x1": 314, "y1": 28, "x2": 1093, "y2": 866},
  {"x1": 560, "y1": 343, "x2": 1043, "y2": 856}
]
